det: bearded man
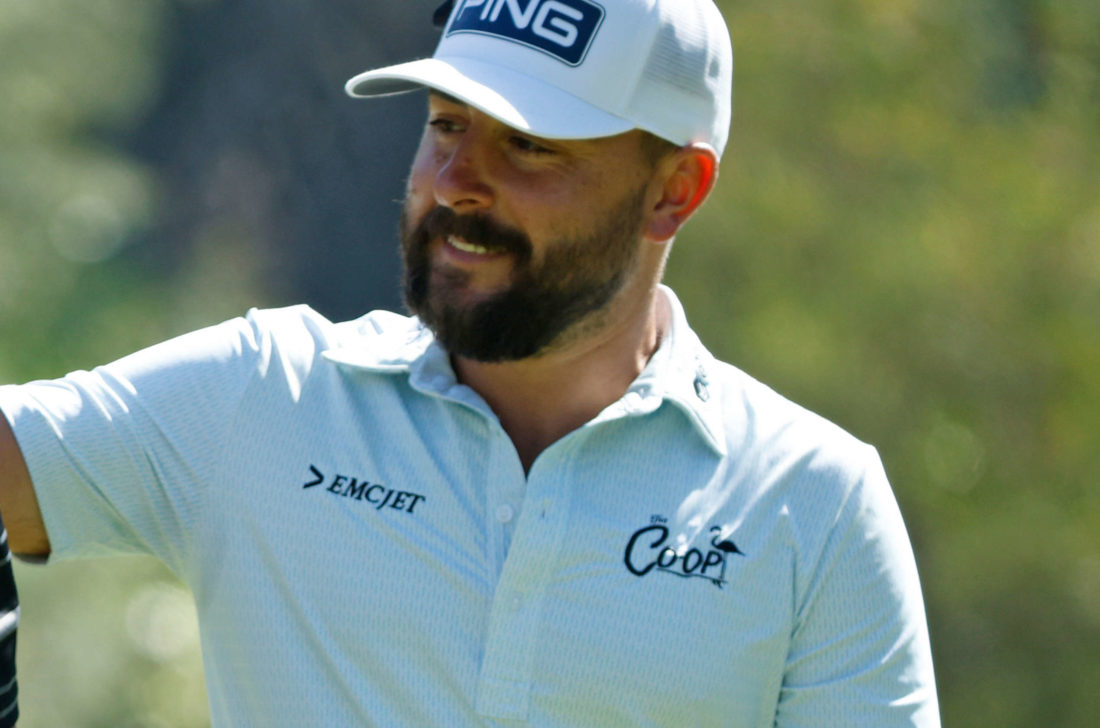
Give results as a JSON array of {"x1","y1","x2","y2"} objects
[{"x1": 0, "y1": 1, "x2": 939, "y2": 725}]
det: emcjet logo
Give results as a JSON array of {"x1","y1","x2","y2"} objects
[
  {"x1": 303, "y1": 465, "x2": 426, "y2": 515},
  {"x1": 447, "y1": 0, "x2": 605, "y2": 66}
]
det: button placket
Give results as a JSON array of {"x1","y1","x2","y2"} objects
[
  {"x1": 475, "y1": 445, "x2": 577, "y2": 721},
  {"x1": 484, "y1": 423, "x2": 527, "y2": 578}
]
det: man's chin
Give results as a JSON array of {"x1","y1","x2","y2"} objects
[{"x1": 428, "y1": 270, "x2": 513, "y2": 309}]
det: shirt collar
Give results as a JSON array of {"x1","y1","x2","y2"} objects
[
  {"x1": 635, "y1": 286, "x2": 728, "y2": 457},
  {"x1": 322, "y1": 286, "x2": 727, "y2": 456}
]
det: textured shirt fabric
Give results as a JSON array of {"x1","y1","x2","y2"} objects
[{"x1": 0, "y1": 287, "x2": 939, "y2": 727}]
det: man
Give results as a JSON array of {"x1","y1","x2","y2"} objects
[{"x1": 0, "y1": 0, "x2": 940, "y2": 725}]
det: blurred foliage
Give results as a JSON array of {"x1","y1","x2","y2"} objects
[{"x1": 1, "y1": 0, "x2": 1098, "y2": 726}]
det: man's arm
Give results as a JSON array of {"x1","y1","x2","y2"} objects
[
  {"x1": 0, "y1": 414, "x2": 50, "y2": 557},
  {"x1": 776, "y1": 447, "x2": 939, "y2": 726}
]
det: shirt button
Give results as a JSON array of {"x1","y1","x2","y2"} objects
[
  {"x1": 496, "y1": 504, "x2": 515, "y2": 524},
  {"x1": 694, "y1": 375, "x2": 710, "y2": 401}
]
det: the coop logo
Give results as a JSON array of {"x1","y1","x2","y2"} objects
[
  {"x1": 623, "y1": 515, "x2": 744, "y2": 589},
  {"x1": 447, "y1": 0, "x2": 605, "y2": 66}
]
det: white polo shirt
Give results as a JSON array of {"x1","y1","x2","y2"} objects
[{"x1": 0, "y1": 288, "x2": 939, "y2": 726}]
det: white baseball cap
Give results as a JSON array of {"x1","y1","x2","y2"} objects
[{"x1": 345, "y1": 0, "x2": 733, "y2": 157}]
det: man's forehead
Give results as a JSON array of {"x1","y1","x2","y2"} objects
[
  {"x1": 427, "y1": 90, "x2": 557, "y2": 141},
  {"x1": 427, "y1": 89, "x2": 465, "y2": 107},
  {"x1": 426, "y1": 89, "x2": 648, "y2": 151}
]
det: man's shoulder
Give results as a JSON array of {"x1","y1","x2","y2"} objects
[
  {"x1": 240, "y1": 305, "x2": 421, "y2": 360},
  {"x1": 710, "y1": 358, "x2": 856, "y2": 435},
  {"x1": 706, "y1": 357, "x2": 877, "y2": 482},
  {"x1": 657, "y1": 288, "x2": 874, "y2": 481}
]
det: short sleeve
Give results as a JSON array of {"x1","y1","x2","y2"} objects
[
  {"x1": 0, "y1": 314, "x2": 267, "y2": 575},
  {"x1": 776, "y1": 448, "x2": 940, "y2": 727}
]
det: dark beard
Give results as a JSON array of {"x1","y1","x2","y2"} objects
[{"x1": 399, "y1": 189, "x2": 647, "y2": 362}]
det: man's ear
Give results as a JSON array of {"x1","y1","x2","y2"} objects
[{"x1": 645, "y1": 143, "x2": 719, "y2": 242}]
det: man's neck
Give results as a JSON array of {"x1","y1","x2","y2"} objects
[{"x1": 453, "y1": 287, "x2": 671, "y2": 473}]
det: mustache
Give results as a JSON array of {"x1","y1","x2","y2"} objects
[{"x1": 411, "y1": 207, "x2": 533, "y2": 264}]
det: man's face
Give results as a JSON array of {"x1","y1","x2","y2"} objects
[{"x1": 400, "y1": 94, "x2": 658, "y2": 362}]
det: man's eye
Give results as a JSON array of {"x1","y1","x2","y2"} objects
[
  {"x1": 510, "y1": 136, "x2": 553, "y2": 155},
  {"x1": 428, "y1": 118, "x2": 462, "y2": 133}
]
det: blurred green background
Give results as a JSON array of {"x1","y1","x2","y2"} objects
[{"x1": 2, "y1": 0, "x2": 1097, "y2": 725}]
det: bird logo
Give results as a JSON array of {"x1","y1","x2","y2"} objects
[{"x1": 709, "y1": 526, "x2": 743, "y2": 556}]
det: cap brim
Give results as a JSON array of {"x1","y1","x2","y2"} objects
[{"x1": 345, "y1": 57, "x2": 634, "y2": 141}]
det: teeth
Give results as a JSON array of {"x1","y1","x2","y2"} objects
[{"x1": 447, "y1": 235, "x2": 491, "y2": 255}]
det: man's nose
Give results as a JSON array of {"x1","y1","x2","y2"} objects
[{"x1": 433, "y1": 135, "x2": 494, "y2": 212}]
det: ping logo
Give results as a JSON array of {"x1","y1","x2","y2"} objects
[{"x1": 447, "y1": 0, "x2": 605, "y2": 66}]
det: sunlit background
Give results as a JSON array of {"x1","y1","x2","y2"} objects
[{"x1": 2, "y1": 1, "x2": 1098, "y2": 726}]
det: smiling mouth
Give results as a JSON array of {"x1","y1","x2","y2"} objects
[{"x1": 446, "y1": 235, "x2": 493, "y2": 256}]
